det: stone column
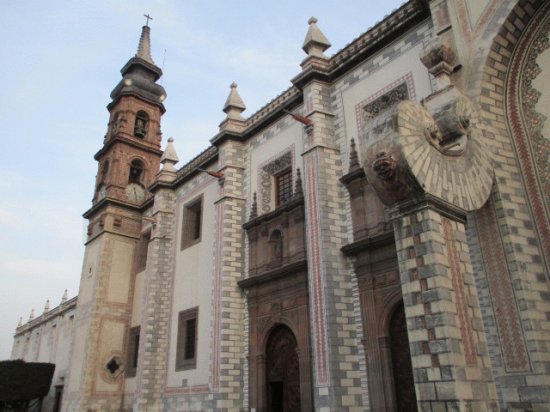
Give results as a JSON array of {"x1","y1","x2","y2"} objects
[{"x1": 391, "y1": 199, "x2": 498, "y2": 410}]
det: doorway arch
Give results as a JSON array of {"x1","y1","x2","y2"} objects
[{"x1": 265, "y1": 325, "x2": 301, "y2": 412}]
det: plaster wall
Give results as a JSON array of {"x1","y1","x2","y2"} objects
[
  {"x1": 334, "y1": 21, "x2": 433, "y2": 170},
  {"x1": 11, "y1": 301, "x2": 76, "y2": 411},
  {"x1": 166, "y1": 178, "x2": 218, "y2": 388}
]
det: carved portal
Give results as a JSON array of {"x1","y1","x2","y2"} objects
[
  {"x1": 241, "y1": 194, "x2": 312, "y2": 411},
  {"x1": 343, "y1": 233, "x2": 415, "y2": 411},
  {"x1": 266, "y1": 326, "x2": 301, "y2": 412}
]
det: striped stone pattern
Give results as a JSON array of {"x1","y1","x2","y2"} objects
[
  {"x1": 393, "y1": 207, "x2": 498, "y2": 411},
  {"x1": 467, "y1": 0, "x2": 550, "y2": 408},
  {"x1": 302, "y1": 80, "x2": 365, "y2": 410},
  {"x1": 441, "y1": 217, "x2": 477, "y2": 366},
  {"x1": 475, "y1": 200, "x2": 529, "y2": 372},
  {"x1": 134, "y1": 188, "x2": 177, "y2": 411},
  {"x1": 209, "y1": 140, "x2": 247, "y2": 411}
]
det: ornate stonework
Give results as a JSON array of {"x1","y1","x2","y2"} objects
[
  {"x1": 362, "y1": 89, "x2": 493, "y2": 211},
  {"x1": 507, "y1": 2, "x2": 550, "y2": 260},
  {"x1": 259, "y1": 150, "x2": 293, "y2": 214}
]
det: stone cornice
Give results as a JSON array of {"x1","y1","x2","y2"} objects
[
  {"x1": 14, "y1": 297, "x2": 78, "y2": 337},
  {"x1": 94, "y1": 134, "x2": 163, "y2": 161},
  {"x1": 341, "y1": 231, "x2": 394, "y2": 256},
  {"x1": 238, "y1": 259, "x2": 308, "y2": 289},
  {"x1": 243, "y1": 195, "x2": 304, "y2": 230},
  {"x1": 388, "y1": 193, "x2": 467, "y2": 223}
]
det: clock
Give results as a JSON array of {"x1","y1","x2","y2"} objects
[{"x1": 126, "y1": 183, "x2": 145, "y2": 203}]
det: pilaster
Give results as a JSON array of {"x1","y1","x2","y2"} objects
[
  {"x1": 133, "y1": 187, "x2": 176, "y2": 410},
  {"x1": 211, "y1": 139, "x2": 247, "y2": 411},
  {"x1": 301, "y1": 79, "x2": 365, "y2": 410}
]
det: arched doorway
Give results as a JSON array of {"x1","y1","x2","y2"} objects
[
  {"x1": 389, "y1": 302, "x2": 417, "y2": 412},
  {"x1": 265, "y1": 325, "x2": 301, "y2": 412}
]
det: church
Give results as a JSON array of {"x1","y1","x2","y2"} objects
[{"x1": 11, "y1": 0, "x2": 550, "y2": 410}]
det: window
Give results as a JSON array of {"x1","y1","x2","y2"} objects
[
  {"x1": 126, "y1": 326, "x2": 140, "y2": 377},
  {"x1": 275, "y1": 169, "x2": 293, "y2": 206},
  {"x1": 129, "y1": 159, "x2": 144, "y2": 183},
  {"x1": 134, "y1": 111, "x2": 149, "y2": 138},
  {"x1": 181, "y1": 196, "x2": 203, "y2": 250},
  {"x1": 176, "y1": 308, "x2": 198, "y2": 371},
  {"x1": 135, "y1": 232, "x2": 151, "y2": 272}
]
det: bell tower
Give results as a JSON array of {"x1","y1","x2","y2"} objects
[
  {"x1": 93, "y1": 22, "x2": 166, "y2": 206},
  {"x1": 63, "y1": 23, "x2": 166, "y2": 412}
]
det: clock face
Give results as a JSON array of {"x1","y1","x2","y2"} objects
[{"x1": 126, "y1": 183, "x2": 145, "y2": 203}]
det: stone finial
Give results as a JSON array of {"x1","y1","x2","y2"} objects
[
  {"x1": 349, "y1": 138, "x2": 360, "y2": 172},
  {"x1": 250, "y1": 192, "x2": 258, "y2": 219},
  {"x1": 43, "y1": 300, "x2": 50, "y2": 314},
  {"x1": 219, "y1": 82, "x2": 247, "y2": 133},
  {"x1": 294, "y1": 168, "x2": 303, "y2": 198},
  {"x1": 29, "y1": 309, "x2": 35, "y2": 321},
  {"x1": 136, "y1": 25, "x2": 155, "y2": 65},
  {"x1": 160, "y1": 137, "x2": 180, "y2": 173},
  {"x1": 420, "y1": 36, "x2": 456, "y2": 90},
  {"x1": 61, "y1": 289, "x2": 68, "y2": 303},
  {"x1": 17, "y1": 317, "x2": 23, "y2": 327},
  {"x1": 302, "y1": 17, "x2": 331, "y2": 58},
  {"x1": 223, "y1": 82, "x2": 246, "y2": 120}
]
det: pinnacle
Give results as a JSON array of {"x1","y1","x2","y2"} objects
[
  {"x1": 160, "y1": 137, "x2": 179, "y2": 173},
  {"x1": 302, "y1": 16, "x2": 331, "y2": 58},
  {"x1": 223, "y1": 82, "x2": 246, "y2": 115}
]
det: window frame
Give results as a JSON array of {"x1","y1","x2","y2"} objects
[
  {"x1": 180, "y1": 195, "x2": 203, "y2": 250},
  {"x1": 135, "y1": 231, "x2": 151, "y2": 273},
  {"x1": 175, "y1": 307, "x2": 199, "y2": 371},
  {"x1": 275, "y1": 168, "x2": 293, "y2": 207},
  {"x1": 126, "y1": 326, "x2": 140, "y2": 378}
]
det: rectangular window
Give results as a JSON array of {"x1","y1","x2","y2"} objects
[
  {"x1": 275, "y1": 169, "x2": 293, "y2": 206},
  {"x1": 181, "y1": 196, "x2": 203, "y2": 250},
  {"x1": 135, "y1": 231, "x2": 151, "y2": 272},
  {"x1": 126, "y1": 326, "x2": 140, "y2": 377},
  {"x1": 176, "y1": 308, "x2": 198, "y2": 371}
]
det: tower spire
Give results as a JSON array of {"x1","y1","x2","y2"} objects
[{"x1": 136, "y1": 24, "x2": 155, "y2": 65}]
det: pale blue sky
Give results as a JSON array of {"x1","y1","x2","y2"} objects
[{"x1": 0, "y1": 0, "x2": 405, "y2": 359}]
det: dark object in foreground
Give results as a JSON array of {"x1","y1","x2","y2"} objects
[{"x1": 0, "y1": 360, "x2": 55, "y2": 411}]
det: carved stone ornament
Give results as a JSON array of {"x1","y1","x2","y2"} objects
[
  {"x1": 372, "y1": 152, "x2": 397, "y2": 181},
  {"x1": 362, "y1": 87, "x2": 493, "y2": 211}
]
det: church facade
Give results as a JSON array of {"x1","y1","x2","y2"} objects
[{"x1": 12, "y1": 0, "x2": 550, "y2": 410}]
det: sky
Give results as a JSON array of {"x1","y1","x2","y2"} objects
[{"x1": 0, "y1": 0, "x2": 405, "y2": 360}]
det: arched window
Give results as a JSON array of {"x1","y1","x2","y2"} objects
[
  {"x1": 134, "y1": 111, "x2": 149, "y2": 138},
  {"x1": 129, "y1": 159, "x2": 144, "y2": 183}
]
